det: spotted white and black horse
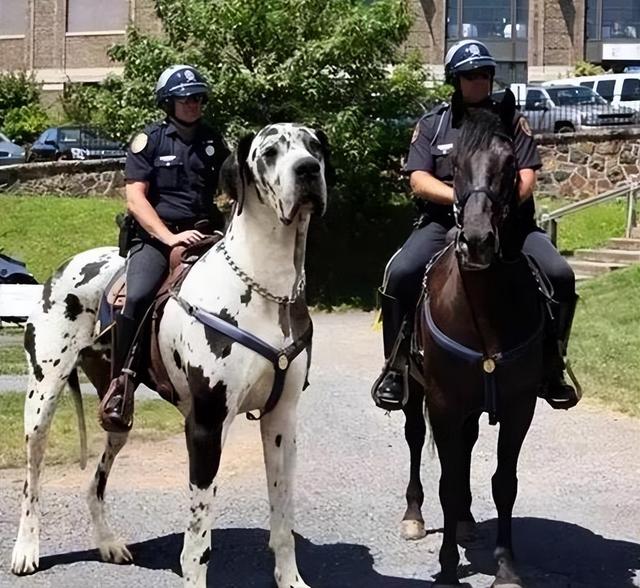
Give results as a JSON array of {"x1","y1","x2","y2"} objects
[{"x1": 11, "y1": 123, "x2": 331, "y2": 588}]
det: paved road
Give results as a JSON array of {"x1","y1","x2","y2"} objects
[{"x1": 1, "y1": 311, "x2": 639, "y2": 587}]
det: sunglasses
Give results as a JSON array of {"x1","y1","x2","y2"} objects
[
  {"x1": 459, "y1": 70, "x2": 492, "y2": 81},
  {"x1": 175, "y1": 95, "x2": 206, "y2": 105}
]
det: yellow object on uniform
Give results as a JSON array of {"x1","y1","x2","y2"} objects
[
  {"x1": 130, "y1": 133, "x2": 148, "y2": 154},
  {"x1": 372, "y1": 308, "x2": 383, "y2": 331}
]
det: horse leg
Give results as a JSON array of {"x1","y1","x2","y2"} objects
[
  {"x1": 11, "y1": 318, "x2": 80, "y2": 575},
  {"x1": 260, "y1": 393, "x2": 309, "y2": 588},
  {"x1": 86, "y1": 431, "x2": 132, "y2": 563},
  {"x1": 401, "y1": 381, "x2": 427, "y2": 540},
  {"x1": 431, "y1": 413, "x2": 465, "y2": 587},
  {"x1": 491, "y1": 398, "x2": 536, "y2": 588},
  {"x1": 457, "y1": 414, "x2": 480, "y2": 544},
  {"x1": 180, "y1": 390, "x2": 230, "y2": 588}
]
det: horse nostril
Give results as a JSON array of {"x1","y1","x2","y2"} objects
[{"x1": 295, "y1": 158, "x2": 320, "y2": 178}]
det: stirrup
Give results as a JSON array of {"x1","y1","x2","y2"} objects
[
  {"x1": 371, "y1": 363, "x2": 409, "y2": 411},
  {"x1": 541, "y1": 360, "x2": 582, "y2": 410}
]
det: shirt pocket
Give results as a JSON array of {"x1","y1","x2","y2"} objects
[
  {"x1": 430, "y1": 146, "x2": 453, "y2": 181},
  {"x1": 153, "y1": 157, "x2": 184, "y2": 190}
]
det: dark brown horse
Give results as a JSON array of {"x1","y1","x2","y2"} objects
[{"x1": 402, "y1": 92, "x2": 546, "y2": 587}]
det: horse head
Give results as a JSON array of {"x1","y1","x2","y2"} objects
[
  {"x1": 220, "y1": 123, "x2": 333, "y2": 223},
  {"x1": 452, "y1": 89, "x2": 519, "y2": 270}
]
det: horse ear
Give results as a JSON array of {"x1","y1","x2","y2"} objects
[
  {"x1": 219, "y1": 132, "x2": 255, "y2": 216},
  {"x1": 314, "y1": 129, "x2": 336, "y2": 188},
  {"x1": 451, "y1": 88, "x2": 465, "y2": 127},
  {"x1": 498, "y1": 89, "x2": 517, "y2": 134}
]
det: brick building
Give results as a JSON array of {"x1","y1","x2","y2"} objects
[{"x1": 1, "y1": 0, "x2": 639, "y2": 90}]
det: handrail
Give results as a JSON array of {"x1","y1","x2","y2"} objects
[{"x1": 538, "y1": 182, "x2": 639, "y2": 245}]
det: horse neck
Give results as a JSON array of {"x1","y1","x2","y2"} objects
[
  {"x1": 222, "y1": 195, "x2": 310, "y2": 301},
  {"x1": 435, "y1": 251, "x2": 538, "y2": 353}
]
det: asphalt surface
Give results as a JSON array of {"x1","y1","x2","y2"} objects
[{"x1": 0, "y1": 311, "x2": 639, "y2": 588}]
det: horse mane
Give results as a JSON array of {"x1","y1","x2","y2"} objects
[{"x1": 454, "y1": 107, "x2": 509, "y2": 162}]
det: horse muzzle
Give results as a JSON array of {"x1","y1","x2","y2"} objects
[{"x1": 457, "y1": 230, "x2": 496, "y2": 271}]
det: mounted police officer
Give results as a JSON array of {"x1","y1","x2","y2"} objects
[
  {"x1": 99, "y1": 64, "x2": 230, "y2": 432},
  {"x1": 371, "y1": 40, "x2": 580, "y2": 412}
]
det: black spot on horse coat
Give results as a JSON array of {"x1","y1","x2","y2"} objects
[
  {"x1": 24, "y1": 323, "x2": 44, "y2": 382},
  {"x1": 75, "y1": 259, "x2": 109, "y2": 288},
  {"x1": 64, "y1": 294, "x2": 84, "y2": 321}
]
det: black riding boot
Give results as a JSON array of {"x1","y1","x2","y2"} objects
[
  {"x1": 371, "y1": 291, "x2": 410, "y2": 411},
  {"x1": 99, "y1": 313, "x2": 138, "y2": 432},
  {"x1": 542, "y1": 294, "x2": 582, "y2": 409}
]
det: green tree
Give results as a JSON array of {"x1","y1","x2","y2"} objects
[
  {"x1": 68, "y1": 0, "x2": 449, "y2": 305},
  {"x1": 0, "y1": 72, "x2": 41, "y2": 131}
]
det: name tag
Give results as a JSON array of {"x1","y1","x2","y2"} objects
[
  {"x1": 437, "y1": 143, "x2": 454, "y2": 154},
  {"x1": 158, "y1": 155, "x2": 176, "y2": 162}
]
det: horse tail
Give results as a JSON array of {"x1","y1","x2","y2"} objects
[{"x1": 67, "y1": 368, "x2": 88, "y2": 470}]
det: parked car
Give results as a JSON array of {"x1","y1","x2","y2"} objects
[
  {"x1": 28, "y1": 126, "x2": 126, "y2": 162},
  {"x1": 543, "y1": 73, "x2": 640, "y2": 111},
  {"x1": 0, "y1": 252, "x2": 37, "y2": 285},
  {"x1": 0, "y1": 132, "x2": 26, "y2": 166},
  {"x1": 493, "y1": 84, "x2": 640, "y2": 133}
]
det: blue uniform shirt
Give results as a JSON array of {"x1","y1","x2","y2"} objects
[{"x1": 125, "y1": 119, "x2": 230, "y2": 228}]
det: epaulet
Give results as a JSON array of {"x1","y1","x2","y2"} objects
[
  {"x1": 417, "y1": 102, "x2": 450, "y2": 125},
  {"x1": 143, "y1": 120, "x2": 165, "y2": 136}
]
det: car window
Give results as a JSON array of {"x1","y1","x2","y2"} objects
[
  {"x1": 594, "y1": 80, "x2": 615, "y2": 101},
  {"x1": 59, "y1": 128, "x2": 82, "y2": 143},
  {"x1": 579, "y1": 81, "x2": 595, "y2": 89},
  {"x1": 0, "y1": 132, "x2": 10, "y2": 142},
  {"x1": 621, "y1": 78, "x2": 640, "y2": 101},
  {"x1": 545, "y1": 86, "x2": 607, "y2": 106},
  {"x1": 525, "y1": 89, "x2": 545, "y2": 108}
]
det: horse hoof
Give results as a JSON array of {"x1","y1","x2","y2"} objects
[
  {"x1": 98, "y1": 537, "x2": 133, "y2": 564},
  {"x1": 11, "y1": 540, "x2": 39, "y2": 576},
  {"x1": 400, "y1": 519, "x2": 426, "y2": 540}
]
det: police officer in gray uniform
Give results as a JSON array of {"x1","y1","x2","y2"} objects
[
  {"x1": 99, "y1": 64, "x2": 230, "y2": 432},
  {"x1": 372, "y1": 40, "x2": 580, "y2": 412}
]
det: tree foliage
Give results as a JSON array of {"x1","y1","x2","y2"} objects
[
  {"x1": 62, "y1": 0, "x2": 451, "y2": 305},
  {"x1": 0, "y1": 72, "x2": 43, "y2": 131}
]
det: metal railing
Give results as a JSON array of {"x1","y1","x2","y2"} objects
[{"x1": 538, "y1": 182, "x2": 639, "y2": 246}]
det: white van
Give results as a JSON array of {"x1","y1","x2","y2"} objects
[{"x1": 542, "y1": 74, "x2": 640, "y2": 111}]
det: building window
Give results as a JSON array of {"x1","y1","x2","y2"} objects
[
  {"x1": 0, "y1": 0, "x2": 26, "y2": 36},
  {"x1": 446, "y1": 0, "x2": 527, "y2": 40},
  {"x1": 601, "y1": 0, "x2": 640, "y2": 40},
  {"x1": 67, "y1": 0, "x2": 128, "y2": 33},
  {"x1": 586, "y1": 0, "x2": 598, "y2": 39}
]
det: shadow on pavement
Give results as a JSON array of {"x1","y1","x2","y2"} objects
[
  {"x1": 458, "y1": 517, "x2": 640, "y2": 587},
  {"x1": 40, "y1": 527, "x2": 431, "y2": 587}
]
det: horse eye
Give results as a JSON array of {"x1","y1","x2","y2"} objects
[
  {"x1": 308, "y1": 140, "x2": 322, "y2": 155},
  {"x1": 263, "y1": 146, "x2": 278, "y2": 159}
]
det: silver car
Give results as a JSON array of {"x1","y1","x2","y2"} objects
[
  {"x1": 495, "y1": 84, "x2": 640, "y2": 133},
  {"x1": 0, "y1": 132, "x2": 26, "y2": 165}
]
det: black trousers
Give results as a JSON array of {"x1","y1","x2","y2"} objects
[
  {"x1": 381, "y1": 220, "x2": 575, "y2": 356},
  {"x1": 121, "y1": 239, "x2": 171, "y2": 322}
]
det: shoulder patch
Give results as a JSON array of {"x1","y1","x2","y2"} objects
[
  {"x1": 517, "y1": 117, "x2": 533, "y2": 137},
  {"x1": 130, "y1": 133, "x2": 148, "y2": 154}
]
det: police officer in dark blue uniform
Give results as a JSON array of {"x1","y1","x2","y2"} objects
[
  {"x1": 371, "y1": 40, "x2": 580, "y2": 412},
  {"x1": 99, "y1": 64, "x2": 230, "y2": 432}
]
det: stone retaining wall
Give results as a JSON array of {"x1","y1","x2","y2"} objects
[
  {"x1": 2, "y1": 129, "x2": 640, "y2": 201},
  {"x1": 535, "y1": 128, "x2": 640, "y2": 199},
  {"x1": 0, "y1": 159, "x2": 125, "y2": 197}
]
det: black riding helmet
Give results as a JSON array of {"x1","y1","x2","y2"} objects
[
  {"x1": 444, "y1": 40, "x2": 496, "y2": 85},
  {"x1": 155, "y1": 65, "x2": 209, "y2": 114}
]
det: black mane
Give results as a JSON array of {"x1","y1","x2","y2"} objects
[{"x1": 454, "y1": 108, "x2": 509, "y2": 162}]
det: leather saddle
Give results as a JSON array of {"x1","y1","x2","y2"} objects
[{"x1": 96, "y1": 233, "x2": 223, "y2": 403}]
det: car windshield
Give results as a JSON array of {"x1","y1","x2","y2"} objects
[
  {"x1": 0, "y1": 132, "x2": 10, "y2": 143},
  {"x1": 58, "y1": 128, "x2": 102, "y2": 144},
  {"x1": 545, "y1": 86, "x2": 607, "y2": 106}
]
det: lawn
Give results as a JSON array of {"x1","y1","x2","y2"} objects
[
  {"x1": 570, "y1": 264, "x2": 640, "y2": 417},
  {"x1": 536, "y1": 196, "x2": 628, "y2": 255},
  {"x1": 0, "y1": 392, "x2": 184, "y2": 469},
  {"x1": 0, "y1": 194, "x2": 123, "y2": 282}
]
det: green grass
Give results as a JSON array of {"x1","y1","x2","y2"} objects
[
  {"x1": 0, "y1": 344, "x2": 26, "y2": 375},
  {"x1": 0, "y1": 194, "x2": 123, "y2": 282},
  {"x1": 571, "y1": 265, "x2": 640, "y2": 417},
  {"x1": 0, "y1": 392, "x2": 184, "y2": 469},
  {"x1": 536, "y1": 197, "x2": 627, "y2": 254}
]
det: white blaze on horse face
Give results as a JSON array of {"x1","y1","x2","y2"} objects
[{"x1": 250, "y1": 124, "x2": 327, "y2": 224}]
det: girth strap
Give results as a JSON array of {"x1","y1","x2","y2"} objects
[
  {"x1": 172, "y1": 294, "x2": 313, "y2": 420},
  {"x1": 424, "y1": 299, "x2": 544, "y2": 424}
]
